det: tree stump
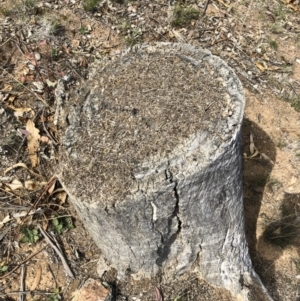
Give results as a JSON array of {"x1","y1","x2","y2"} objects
[{"x1": 56, "y1": 43, "x2": 270, "y2": 300}]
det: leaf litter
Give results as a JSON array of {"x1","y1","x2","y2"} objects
[{"x1": 0, "y1": 0, "x2": 299, "y2": 300}]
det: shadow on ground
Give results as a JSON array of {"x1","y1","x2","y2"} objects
[
  {"x1": 242, "y1": 118, "x2": 278, "y2": 300},
  {"x1": 242, "y1": 118, "x2": 300, "y2": 301}
]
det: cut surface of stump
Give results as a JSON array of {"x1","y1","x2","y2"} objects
[{"x1": 56, "y1": 43, "x2": 271, "y2": 300}]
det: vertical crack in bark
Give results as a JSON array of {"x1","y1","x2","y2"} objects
[{"x1": 156, "y1": 168, "x2": 182, "y2": 266}]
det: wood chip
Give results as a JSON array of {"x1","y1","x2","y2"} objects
[{"x1": 30, "y1": 265, "x2": 42, "y2": 291}]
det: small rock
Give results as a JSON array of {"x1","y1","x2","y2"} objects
[
  {"x1": 32, "y1": 81, "x2": 44, "y2": 91},
  {"x1": 34, "y1": 52, "x2": 41, "y2": 61},
  {"x1": 72, "y1": 278, "x2": 110, "y2": 301}
]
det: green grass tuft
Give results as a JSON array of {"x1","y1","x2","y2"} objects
[
  {"x1": 269, "y1": 40, "x2": 278, "y2": 51},
  {"x1": 263, "y1": 199, "x2": 300, "y2": 248},
  {"x1": 83, "y1": 0, "x2": 99, "y2": 11},
  {"x1": 172, "y1": 5, "x2": 199, "y2": 27}
]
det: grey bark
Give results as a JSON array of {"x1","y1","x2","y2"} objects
[{"x1": 56, "y1": 43, "x2": 272, "y2": 300}]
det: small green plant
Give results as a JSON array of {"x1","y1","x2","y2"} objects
[
  {"x1": 282, "y1": 94, "x2": 300, "y2": 112},
  {"x1": 0, "y1": 6, "x2": 11, "y2": 16},
  {"x1": 295, "y1": 33, "x2": 300, "y2": 46},
  {"x1": 50, "y1": 47, "x2": 61, "y2": 61},
  {"x1": 273, "y1": 3, "x2": 287, "y2": 21},
  {"x1": 253, "y1": 174, "x2": 268, "y2": 188},
  {"x1": 14, "y1": 82, "x2": 25, "y2": 90},
  {"x1": 291, "y1": 98, "x2": 300, "y2": 112},
  {"x1": 267, "y1": 177, "x2": 282, "y2": 192},
  {"x1": 19, "y1": 227, "x2": 39, "y2": 244},
  {"x1": 52, "y1": 216, "x2": 74, "y2": 235},
  {"x1": 83, "y1": 0, "x2": 99, "y2": 11},
  {"x1": 294, "y1": 259, "x2": 300, "y2": 272},
  {"x1": 269, "y1": 40, "x2": 278, "y2": 51},
  {"x1": 119, "y1": 18, "x2": 131, "y2": 32},
  {"x1": 172, "y1": 4, "x2": 200, "y2": 27},
  {"x1": 0, "y1": 264, "x2": 8, "y2": 274},
  {"x1": 277, "y1": 140, "x2": 287, "y2": 149},
  {"x1": 50, "y1": 20, "x2": 63, "y2": 35},
  {"x1": 270, "y1": 23, "x2": 283, "y2": 34},
  {"x1": 125, "y1": 29, "x2": 142, "y2": 46},
  {"x1": 22, "y1": 0, "x2": 36, "y2": 8},
  {"x1": 79, "y1": 26, "x2": 88, "y2": 35},
  {"x1": 263, "y1": 199, "x2": 300, "y2": 248},
  {"x1": 47, "y1": 288, "x2": 60, "y2": 301}
]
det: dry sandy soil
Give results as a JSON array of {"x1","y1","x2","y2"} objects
[{"x1": 0, "y1": 0, "x2": 300, "y2": 300}]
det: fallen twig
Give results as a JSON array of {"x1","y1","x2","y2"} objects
[
  {"x1": 0, "y1": 246, "x2": 46, "y2": 279},
  {"x1": 19, "y1": 265, "x2": 25, "y2": 301},
  {"x1": 41, "y1": 108, "x2": 58, "y2": 146},
  {"x1": 23, "y1": 176, "x2": 57, "y2": 221},
  {"x1": 203, "y1": 0, "x2": 211, "y2": 15},
  {"x1": 30, "y1": 264, "x2": 42, "y2": 291},
  {"x1": 1, "y1": 68, "x2": 49, "y2": 106},
  {"x1": 155, "y1": 287, "x2": 163, "y2": 301},
  {"x1": 38, "y1": 225, "x2": 75, "y2": 278}
]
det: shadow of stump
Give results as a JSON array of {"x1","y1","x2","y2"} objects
[{"x1": 242, "y1": 118, "x2": 279, "y2": 300}]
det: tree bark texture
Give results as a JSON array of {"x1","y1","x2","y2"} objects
[{"x1": 56, "y1": 43, "x2": 271, "y2": 300}]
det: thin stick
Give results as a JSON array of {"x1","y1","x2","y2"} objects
[
  {"x1": 0, "y1": 68, "x2": 49, "y2": 106},
  {"x1": 0, "y1": 290, "x2": 56, "y2": 296},
  {"x1": 23, "y1": 176, "x2": 57, "y2": 220},
  {"x1": 47, "y1": 264, "x2": 58, "y2": 288},
  {"x1": 19, "y1": 265, "x2": 25, "y2": 301},
  {"x1": 38, "y1": 225, "x2": 75, "y2": 278},
  {"x1": 203, "y1": 0, "x2": 211, "y2": 15},
  {"x1": 0, "y1": 246, "x2": 46, "y2": 279},
  {"x1": 41, "y1": 108, "x2": 58, "y2": 145}
]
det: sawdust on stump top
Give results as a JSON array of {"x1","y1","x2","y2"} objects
[{"x1": 59, "y1": 43, "x2": 243, "y2": 205}]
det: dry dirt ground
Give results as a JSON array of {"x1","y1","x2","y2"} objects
[{"x1": 0, "y1": 0, "x2": 300, "y2": 301}]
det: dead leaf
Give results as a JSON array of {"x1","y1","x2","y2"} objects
[
  {"x1": 46, "y1": 79, "x2": 57, "y2": 87},
  {"x1": 19, "y1": 129, "x2": 31, "y2": 136},
  {"x1": 53, "y1": 190, "x2": 67, "y2": 204},
  {"x1": 216, "y1": 0, "x2": 230, "y2": 8},
  {"x1": 0, "y1": 215, "x2": 11, "y2": 229},
  {"x1": 0, "y1": 93, "x2": 9, "y2": 101},
  {"x1": 48, "y1": 178, "x2": 57, "y2": 195},
  {"x1": 26, "y1": 119, "x2": 41, "y2": 167},
  {"x1": 22, "y1": 65, "x2": 30, "y2": 75},
  {"x1": 23, "y1": 52, "x2": 34, "y2": 60},
  {"x1": 255, "y1": 62, "x2": 266, "y2": 72},
  {"x1": 39, "y1": 39, "x2": 47, "y2": 45},
  {"x1": 155, "y1": 287, "x2": 163, "y2": 301},
  {"x1": 263, "y1": 53, "x2": 270, "y2": 61},
  {"x1": 172, "y1": 29, "x2": 185, "y2": 42},
  {"x1": 3, "y1": 84, "x2": 13, "y2": 92},
  {"x1": 4, "y1": 163, "x2": 28, "y2": 175},
  {"x1": 39, "y1": 136, "x2": 50, "y2": 143},
  {"x1": 72, "y1": 39, "x2": 80, "y2": 48},
  {"x1": 8, "y1": 95, "x2": 16, "y2": 102},
  {"x1": 24, "y1": 180, "x2": 47, "y2": 190},
  {"x1": 250, "y1": 149, "x2": 260, "y2": 158},
  {"x1": 260, "y1": 152, "x2": 275, "y2": 165},
  {"x1": 4, "y1": 162, "x2": 42, "y2": 179},
  {"x1": 7, "y1": 104, "x2": 33, "y2": 118},
  {"x1": 287, "y1": 4, "x2": 298, "y2": 11},
  {"x1": 249, "y1": 133, "x2": 256, "y2": 155},
  {"x1": 30, "y1": 265, "x2": 42, "y2": 290},
  {"x1": 6, "y1": 178, "x2": 23, "y2": 190},
  {"x1": 79, "y1": 57, "x2": 88, "y2": 67}
]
